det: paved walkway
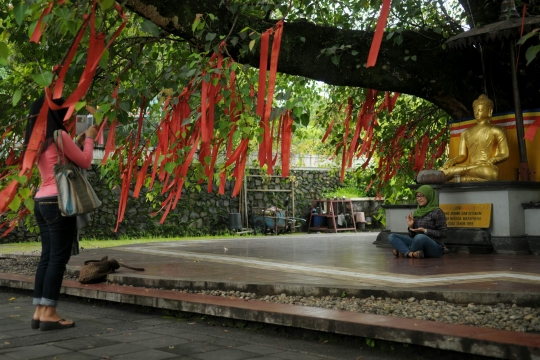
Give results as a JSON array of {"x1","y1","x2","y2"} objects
[
  {"x1": 67, "y1": 233, "x2": 540, "y2": 303},
  {"x1": 2, "y1": 232, "x2": 540, "y2": 359}
]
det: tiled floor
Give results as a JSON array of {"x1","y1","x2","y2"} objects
[{"x1": 66, "y1": 233, "x2": 540, "y2": 294}]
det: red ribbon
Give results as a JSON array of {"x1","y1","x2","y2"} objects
[{"x1": 366, "y1": 0, "x2": 392, "y2": 68}]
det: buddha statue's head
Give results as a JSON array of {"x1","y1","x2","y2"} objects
[{"x1": 472, "y1": 94, "x2": 494, "y2": 121}]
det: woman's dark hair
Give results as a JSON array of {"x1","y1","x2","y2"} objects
[{"x1": 24, "y1": 96, "x2": 68, "y2": 149}]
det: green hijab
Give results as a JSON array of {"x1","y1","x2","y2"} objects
[{"x1": 412, "y1": 185, "x2": 439, "y2": 218}]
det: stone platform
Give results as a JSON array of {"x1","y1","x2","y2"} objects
[{"x1": 2, "y1": 233, "x2": 540, "y2": 359}]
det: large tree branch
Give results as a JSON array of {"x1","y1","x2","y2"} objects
[{"x1": 125, "y1": 0, "x2": 540, "y2": 119}]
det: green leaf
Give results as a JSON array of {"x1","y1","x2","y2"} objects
[
  {"x1": 97, "y1": 0, "x2": 115, "y2": 10},
  {"x1": 331, "y1": 55, "x2": 339, "y2": 66},
  {"x1": 517, "y1": 31, "x2": 536, "y2": 45},
  {"x1": 12, "y1": 89, "x2": 22, "y2": 106},
  {"x1": 19, "y1": 188, "x2": 30, "y2": 198},
  {"x1": 525, "y1": 45, "x2": 540, "y2": 65},
  {"x1": 164, "y1": 162, "x2": 176, "y2": 173},
  {"x1": 205, "y1": 32, "x2": 217, "y2": 41},
  {"x1": 0, "y1": 42, "x2": 9, "y2": 59},
  {"x1": 141, "y1": 19, "x2": 161, "y2": 37},
  {"x1": 33, "y1": 71, "x2": 53, "y2": 87},
  {"x1": 75, "y1": 101, "x2": 87, "y2": 111},
  {"x1": 300, "y1": 37, "x2": 306, "y2": 43},
  {"x1": 99, "y1": 49, "x2": 109, "y2": 68},
  {"x1": 8, "y1": 196, "x2": 21, "y2": 212},
  {"x1": 395, "y1": 35, "x2": 403, "y2": 46},
  {"x1": 411, "y1": 55, "x2": 417, "y2": 61},
  {"x1": 13, "y1": 4, "x2": 27, "y2": 26},
  {"x1": 192, "y1": 15, "x2": 202, "y2": 33},
  {"x1": 351, "y1": 50, "x2": 358, "y2": 56},
  {"x1": 24, "y1": 197, "x2": 35, "y2": 212},
  {"x1": 14, "y1": 175, "x2": 27, "y2": 184},
  {"x1": 249, "y1": 39, "x2": 256, "y2": 51},
  {"x1": 94, "y1": 111, "x2": 104, "y2": 123}
]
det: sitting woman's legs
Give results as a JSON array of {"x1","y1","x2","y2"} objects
[
  {"x1": 410, "y1": 234, "x2": 443, "y2": 258},
  {"x1": 388, "y1": 233, "x2": 414, "y2": 257}
]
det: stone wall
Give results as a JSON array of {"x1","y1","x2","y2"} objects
[{"x1": 1, "y1": 167, "x2": 383, "y2": 243}]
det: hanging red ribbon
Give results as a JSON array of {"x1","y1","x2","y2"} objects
[{"x1": 366, "y1": 0, "x2": 392, "y2": 68}]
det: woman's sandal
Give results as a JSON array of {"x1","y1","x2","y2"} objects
[
  {"x1": 392, "y1": 250, "x2": 405, "y2": 257},
  {"x1": 30, "y1": 319, "x2": 40, "y2": 330},
  {"x1": 39, "y1": 319, "x2": 75, "y2": 331},
  {"x1": 408, "y1": 250, "x2": 424, "y2": 259}
]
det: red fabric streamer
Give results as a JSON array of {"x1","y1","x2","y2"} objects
[
  {"x1": 30, "y1": 2, "x2": 55, "y2": 43},
  {"x1": 525, "y1": 118, "x2": 540, "y2": 141},
  {"x1": 366, "y1": 0, "x2": 392, "y2": 68},
  {"x1": 257, "y1": 30, "x2": 271, "y2": 117},
  {"x1": 281, "y1": 111, "x2": 293, "y2": 177},
  {"x1": 321, "y1": 120, "x2": 335, "y2": 143}
]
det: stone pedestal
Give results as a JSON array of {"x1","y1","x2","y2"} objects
[
  {"x1": 422, "y1": 182, "x2": 540, "y2": 255},
  {"x1": 524, "y1": 203, "x2": 540, "y2": 254},
  {"x1": 376, "y1": 182, "x2": 540, "y2": 255}
]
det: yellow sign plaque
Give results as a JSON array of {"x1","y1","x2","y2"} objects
[{"x1": 439, "y1": 204, "x2": 492, "y2": 228}]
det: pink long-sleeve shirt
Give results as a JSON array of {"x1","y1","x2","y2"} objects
[{"x1": 35, "y1": 131, "x2": 95, "y2": 198}]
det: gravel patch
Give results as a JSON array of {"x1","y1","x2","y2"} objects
[
  {"x1": 0, "y1": 256, "x2": 78, "y2": 280},
  {"x1": 2, "y1": 256, "x2": 539, "y2": 333}
]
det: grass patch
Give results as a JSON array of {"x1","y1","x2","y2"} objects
[
  {"x1": 0, "y1": 234, "x2": 252, "y2": 256},
  {"x1": 323, "y1": 186, "x2": 366, "y2": 199}
]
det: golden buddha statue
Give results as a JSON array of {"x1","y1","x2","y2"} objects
[{"x1": 441, "y1": 94, "x2": 509, "y2": 182}]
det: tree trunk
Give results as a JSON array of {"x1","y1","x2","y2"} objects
[{"x1": 126, "y1": 0, "x2": 540, "y2": 120}]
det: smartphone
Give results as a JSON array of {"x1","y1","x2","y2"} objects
[{"x1": 75, "y1": 115, "x2": 94, "y2": 135}]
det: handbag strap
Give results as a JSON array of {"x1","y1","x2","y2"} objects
[
  {"x1": 53, "y1": 130, "x2": 68, "y2": 165},
  {"x1": 83, "y1": 258, "x2": 144, "y2": 272},
  {"x1": 119, "y1": 263, "x2": 145, "y2": 271}
]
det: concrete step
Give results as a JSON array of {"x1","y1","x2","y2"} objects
[{"x1": 1, "y1": 272, "x2": 539, "y2": 360}]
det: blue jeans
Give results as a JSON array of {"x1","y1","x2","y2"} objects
[
  {"x1": 388, "y1": 233, "x2": 443, "y2": 258},
  {"x1": 33, "y1": 197, "x2": 76, "y2": 307}
]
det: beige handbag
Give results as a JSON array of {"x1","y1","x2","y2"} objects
[
  {"x1": 53, "y1": 130, "x2": 101, "y2": 217},
  {"x1": 79, "y1": 256, "x2": 144, "y2": 284}
]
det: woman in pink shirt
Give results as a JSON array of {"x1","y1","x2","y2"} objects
[{"x1": 25, "y1": 97, "x2": 97, "y2": 331}]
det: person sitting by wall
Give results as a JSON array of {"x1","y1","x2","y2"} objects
[{"x1": 388, "y1": 185, "x2": 447, "y2": 258}]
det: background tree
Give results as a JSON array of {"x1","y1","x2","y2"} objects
[{"x1": 0, "y1": 0, "x2": 538, "y2": 232}]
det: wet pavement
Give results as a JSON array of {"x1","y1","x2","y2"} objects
[{"x1": 2, "y1": 232, "x2": 540, "y2": 359}]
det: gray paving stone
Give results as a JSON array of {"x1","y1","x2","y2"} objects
[
  {"x1": 133, "y1": 318, "x2": 176, "y2": 326},
  {"x1": 0, "y1": 322, "x2": 29, "y2": 333},
  {"x1": 156, "y1": 342, "x2": 221, "y2": 356},
  {"x1": 0, "y1": 319, "x2": 24, "y2": 326},
  {"x1": 0, "y1": 344, "x2": 70, "y2": 360},
  {"x1": 167, "y1": 332, "x2": 215, "y2": 343},
  {"x1": 146, "y1": 327, "x2": 187, "y2": 337},
  {"x1": 110, "y1": 348, "x2": 178, "y2": 360},
  {"x1": 0, "y1": 355, "x2": 12, "y2": 360},
  {"x1": 5, "y1": 328, "x2": 39, "y2": 337},
  {"x1": 51, "y1": 336, "x2": 122, "y2": 351},
  {"x1": 204, "y1": 337, "x2": 248, "y2": 347},
  {"x1": 89, "y1": 317, "x2": 124, "y2": 324},
  {"x1": 270, "y1": 351, "x2": 325, "y2": 360},
  {"x1": 33, "y1": 352, "x2": 99, "y2": 360},
  {"x1": 189, "y1": 348, "x2": 262, "y2": 360},
  {"x1": 133, "y1": 336, "x2": 190, "y2": 348},
  {"x1": 106, "y1": 331, "x2": 163, "y2": 343},
  {"x1": 0, "y1": 333, "x2": 14, "y2": 340},
  {"x1": 79, "y1": 343, "x2": 147, "y2": 357},
  {"x1": 235, "y1": 344, "x2": 283, "y2": 355}
]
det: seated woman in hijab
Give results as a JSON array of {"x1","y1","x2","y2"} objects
[{"x1": 388, "y1": 185, "x2": 448, "y2": 258}]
